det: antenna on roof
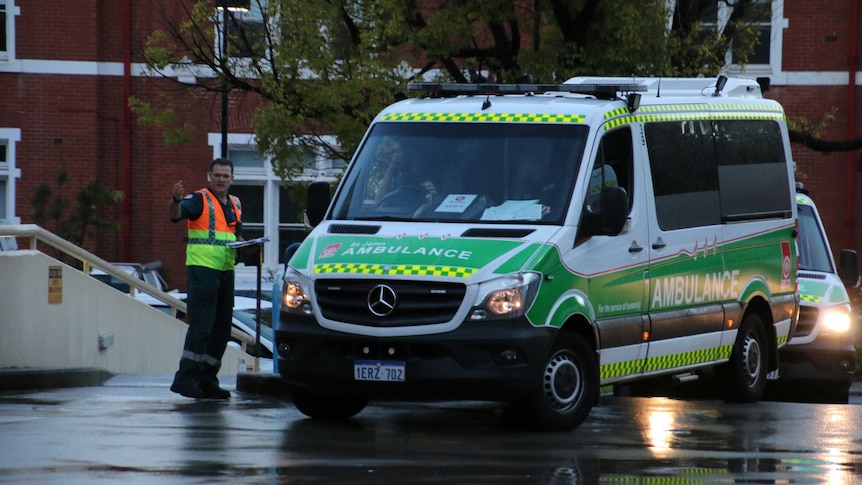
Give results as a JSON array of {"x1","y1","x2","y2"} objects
[{"x1": 657, "y1": 76, "x2": 662, "y2": 98}]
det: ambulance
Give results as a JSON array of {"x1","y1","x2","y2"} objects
[
  {"x1": 769, "y1": 189, "x2": 857, "y2": 402},
  {"x1": 275, "y1": 75, "x2": 799, "y2": 431}
]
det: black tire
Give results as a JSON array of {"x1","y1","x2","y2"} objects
[
  {"x1": 717, "y1": 312, "x2": 768, "y2": 402},
  {"x1": 289, "y1": 386, "x2": 368, "y2": 421},
  {"x1": 526, "y1": 332, "x2": 598, "y2": 431}
]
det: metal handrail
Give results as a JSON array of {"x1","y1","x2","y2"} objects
[
  {"x1": 0, "y1": 224, "x2": 255, "y2": 351},
  {"x1": 0, "y1": 224, "x2": 255, "y2": 348},
  {"x1": 0, "y1": 224, "x2": 187, "y2": 316}
]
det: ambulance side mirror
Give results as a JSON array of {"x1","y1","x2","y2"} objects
[
  {"x1": 305, "y1": 181, "x2": 331, "y2": 228},
  {"x1": 838, "y1": 249, "x2": 859, "y2": 288},
  {"x1": 599, "y1": 186, "x2": 628, "y2": 236},
  {"x1": 581, "y1": 186, "x2": 628, "y2": 237}
]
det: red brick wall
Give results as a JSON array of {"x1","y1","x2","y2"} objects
[
  {"x1": 782, "y1": 1, "x2": 854, "y2": 72},
  {"x1": 767, "y1": 85, "x2": 861, "y2": 256},
  {"x1": 770, "y1": 0, "x2": 862, "y2": 258},
  {"x1": 5, "y1": 0, "x2": 862, "y2": 287},
  {"x1": 0, "y1": 1, "x2": 264, "y2": 290}
]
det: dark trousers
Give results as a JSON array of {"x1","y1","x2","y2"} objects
[{"x1": 172, "y1": 265, "x2": 234, "y2": 390}]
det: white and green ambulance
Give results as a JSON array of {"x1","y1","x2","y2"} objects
[
  {"x1": 276, "y1": 76, "x2": 799, "y2": 431},
  {"x1": 768, "y1": 189, "x2": 857, "y2": 402}
]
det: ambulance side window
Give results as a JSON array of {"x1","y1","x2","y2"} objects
[
  {"x1": 646, "y1": 121, "x2": 721, "y2": 230},
  {"x1": 588, "y1": 127, "x2": 634, "y2": 213},
  {"x1": 714, "y1": 120, "x2": 791, "y2": 220},
  {"x1": 577, "y1": 127, "x2": 633, "y2": 243}
]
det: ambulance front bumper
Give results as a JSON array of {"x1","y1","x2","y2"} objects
[{"x1": 275, "y1": 313, "x2": 557, "y2": 401}]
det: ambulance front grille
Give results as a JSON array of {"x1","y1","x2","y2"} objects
[
  {"x1": 314, "y1": 279, "x2": 466, "y2": 327},
  {"x1": 798, "y1": 272, "x2": 826, "y2": 280},
  {"x1": 793, "y1": 305, "x2": 818, "y2": 338}
]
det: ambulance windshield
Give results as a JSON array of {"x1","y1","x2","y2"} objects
[
  {"x1": 331, "y1": 122, "x2": 588, "y2": 224},
  {"x1": 797, "y1": 204, "x2": 834, "y2": 273}
]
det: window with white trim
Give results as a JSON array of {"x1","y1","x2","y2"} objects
[
  {"x1": 220, "y1": 135, "x2": 342, "y2": 273},
  {"x1": 216, "y1": 0, "x2": 267, "y2": 60},
  {"x1": 700, "y1": 0, "x2": 775, "y2": 72},
  {"x1": 1, "y1": 0, "x2": 8, "y2": 61},
  {"x1": 730, "y1": 0, "x2": 772, "y2": 66},
  {"x1": 0, "y1": 128, "x2": 22, "y2": 224}
]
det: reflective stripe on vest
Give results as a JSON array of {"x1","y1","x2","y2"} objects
[{"x1": 186, "y1": 189, "x2": 242, "y2": 271}]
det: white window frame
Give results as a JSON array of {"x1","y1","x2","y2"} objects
[
  {"x1": 722, "y1": 0, "x2": 784, "y2": 76},
  {"x1": 214, "y1": 0, "x2": 267, "y2": 61},
  {"x1": 0, "y1": 0, "x2": 20, "y2": 63},
  {"x1": 0, "y1": 128, "x2": 22, "y2": 224}
]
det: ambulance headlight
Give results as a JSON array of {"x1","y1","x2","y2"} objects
[
  {"x1": 471, "y1": 272, "x2": 541, "y2": 320},
  {"x1": 281, "y1": 269, "x2": 312, "y2": 315},
  {"x1": 821, "y1": 304, "x2": 852, "y2": 335}
]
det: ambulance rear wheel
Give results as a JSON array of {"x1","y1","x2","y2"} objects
[
  {"x1": 289, "y1": 386, "x2": 368, "y2": 421},
  {"x1": 717, "y1": 312, "x2": 768, "y2": 402},
  {"x1": 527, "y1": 332, "x2": 598, "y2": 431}
]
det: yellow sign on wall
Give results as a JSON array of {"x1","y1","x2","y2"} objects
[{"x1": 48, "y1": 265, "x2": 62, "y2": 304}]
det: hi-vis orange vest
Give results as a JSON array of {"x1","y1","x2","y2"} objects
[{"x1": 186, "y1": 188, "x2": 242, "y2": 271}]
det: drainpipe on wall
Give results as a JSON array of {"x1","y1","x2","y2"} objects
[{"x1": 122, "y1": 0, "x2": 133, "y2": 260}]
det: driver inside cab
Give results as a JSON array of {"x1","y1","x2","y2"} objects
[{"x1": 374, "y1": 143, "x2": 438, "y2": 206}]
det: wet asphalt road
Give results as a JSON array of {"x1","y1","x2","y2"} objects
[{"x1": 2, "y1": 374, "x2": 862, "y2": 484}]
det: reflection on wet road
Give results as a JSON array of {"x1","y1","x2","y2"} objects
[{"x1": 1, "y1": 375, "x2": 861, "y2": 484}]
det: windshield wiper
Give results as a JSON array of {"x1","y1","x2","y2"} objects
[{"x1": 352, "y1": 215, "x2": 416, "y2": 222}]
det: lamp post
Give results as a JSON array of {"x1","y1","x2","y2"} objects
[{"x1": 215, "y1": 0, "x2": 250, "y2": 158}]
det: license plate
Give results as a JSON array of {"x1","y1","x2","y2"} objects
[{"x1": 354, "y1": 360, "x2": 405, "y2": 382}]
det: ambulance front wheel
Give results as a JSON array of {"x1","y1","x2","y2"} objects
[
  {"x1": 717, "y1": 312, "x2": 768, "y2": 403},
  {"x1": 288, "y1": 385, "x2": 368, "y2": 421},
  {"x1": 527, "y1": 332, "x2": 599, "y2": 431}
]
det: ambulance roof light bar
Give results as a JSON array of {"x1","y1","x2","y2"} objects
[{"x1": 407, "y1": 82, "x2": 647, "y2": 100}]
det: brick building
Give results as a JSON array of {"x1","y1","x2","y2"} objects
[{"x1": 0, "y1": 0, "x2": 860, "y2": 289}]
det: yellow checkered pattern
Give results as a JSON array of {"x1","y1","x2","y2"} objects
[
  {"x1": 798, "y1": 294, "x2": 822, "y2": 303},
  {"x1": 381, "y1": 112, "x2": 586, "y2": 123},
  {"x1": 315, "y1": 263, "x2": 475, "y2": 278},
  {"x1": 639, "y1": 345, "x2": 733, "y2": 374},
  {"x1": 603, "y1": 103, "x2": 785, "y2": 129},
  {"x1": 601, "y1": 345, "x2": 735, "y2": 380},
  {"x1": 602, "y1": 469, "x2": 728, "y2": 483},
  {"x1": 600, "y1": 360, "x2": 642, "y2": 380}
]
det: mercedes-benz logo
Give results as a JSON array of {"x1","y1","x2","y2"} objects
[{"x1": 367, "y1": 284, "x2": 397, "y2": 317}]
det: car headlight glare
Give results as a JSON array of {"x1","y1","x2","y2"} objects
[
  {"x1": 821, "y1": 306, "x2": 852, "y2": 334},
  {"x1": 282, "y1": 281, "x2": 307, "y2": 310},
  {"x1": 487, "y1": 288, "x2": 523, "y2": 315},
  {"x1": 471, "y1": 272, "x2": 541, "y2": 320}
]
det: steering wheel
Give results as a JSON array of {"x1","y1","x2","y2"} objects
[{"x1": 377, "y1": 185, "x2": 429, "y2": 211}]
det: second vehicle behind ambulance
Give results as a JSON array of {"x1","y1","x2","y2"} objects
[
  {"x1": 768, "y1": 190, "x2": 858, "y2": 402},
  {"x1": 276, "y1": 75, "x2": 799, "y2": 431}
]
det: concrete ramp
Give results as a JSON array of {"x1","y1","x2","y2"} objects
[{"x1": 0, "y1": 250, "x2": 249, "y2": 376}]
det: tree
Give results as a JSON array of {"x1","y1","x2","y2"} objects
[
  {"x1": 31, "y1": 172, "x2": 124, "y2": 262},
  {"x1": 139, "y1": 0, "x2": 859, "y2": 178}
]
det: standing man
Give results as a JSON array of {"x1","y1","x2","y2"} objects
[{"x1": 168, "y1": 158, "x2": 242, "y2": 399}]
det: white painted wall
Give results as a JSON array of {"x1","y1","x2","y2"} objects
[{"x1": 0, "y1": 250, "x2": 249, "y2": 375}]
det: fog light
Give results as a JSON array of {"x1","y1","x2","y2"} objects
[
  {"x1": 277, "y1": 342, "x2": 291, "y2": 356},
  {"x1": 500, "y1": 349, "x2": 519, "y2": 362}
]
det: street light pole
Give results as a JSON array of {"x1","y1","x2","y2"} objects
[
  {"x1": 216, "y1": 0, "x2": 249, "y2": 158},
  {"x1": 221, "y1": 4, "x2": 229, "y2": 158}
]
